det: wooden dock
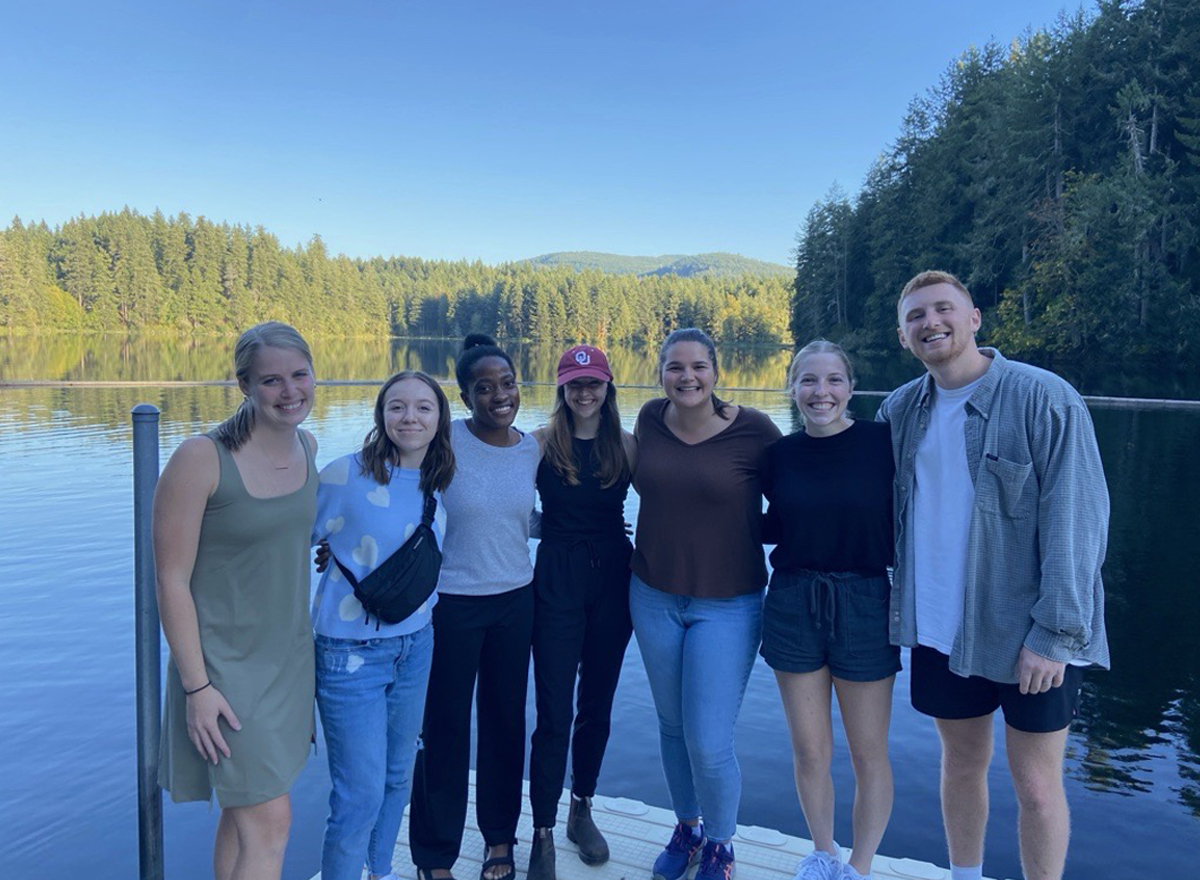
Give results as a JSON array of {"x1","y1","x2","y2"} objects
[{"x1": 310, "y1": 776, "x2": 1005, "y2": 880}]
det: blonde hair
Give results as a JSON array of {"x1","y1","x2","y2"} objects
[
  {"x1": 786, "y1": 338, "x2": 856, "y2": 392},
  {"x1": 213, "y1": 322, "x2": 313, "y2": 451},
  {"x1": 898, "y1": 270, "x2": 973, "y2": 309}
]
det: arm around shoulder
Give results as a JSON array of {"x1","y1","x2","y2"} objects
[{"x1": 622, "y1": 429, "x2": 638, "y2": 474}]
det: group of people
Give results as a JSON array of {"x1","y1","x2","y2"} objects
[{"x1": 152, "y1": 268, "x2": 1110, "y2": 880}]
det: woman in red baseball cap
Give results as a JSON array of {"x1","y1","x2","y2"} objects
[{"x1": 526, "y1": 343, "x2": 637, "y2": 880}]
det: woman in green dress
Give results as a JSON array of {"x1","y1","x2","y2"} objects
[{"x1": 154, "y1": 322, "x2": 319, "y2": 880}]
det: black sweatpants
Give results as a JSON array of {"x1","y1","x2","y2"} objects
[
  {"x1": 409, "y1": 586, "x2": 534, "y2": 869},
  {"x1": 528, "y1": 537, "x2": 633, "y2": 827}
]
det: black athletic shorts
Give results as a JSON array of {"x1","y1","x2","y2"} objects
[{"x1": 910, "y1": 645, "x2": 1083, "y2": 733}]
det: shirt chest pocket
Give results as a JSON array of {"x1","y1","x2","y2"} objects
[{"x1": 977, "y1": 454, "x2": 1035, "y2": 520}]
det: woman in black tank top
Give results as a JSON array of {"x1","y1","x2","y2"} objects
[{"x1": 526, "y1": 344, "x2": 637, "y2": 880}]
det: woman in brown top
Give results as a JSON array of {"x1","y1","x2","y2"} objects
[
  {"x1": 629, "y1": 328, "x2": 781, "y2": 880},
  {"x1": 154, "y1": 322, "x2": 318, "y2": 880}
]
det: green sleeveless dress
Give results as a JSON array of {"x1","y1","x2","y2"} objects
[{"x1": 159, "y1": 432, "x2": 317, "y2": 808}]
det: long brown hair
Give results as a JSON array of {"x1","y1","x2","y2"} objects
[
  {"x1": 213, "y1": 322, "x2": 313, "y2": 451},
  {"x1": 543, "y1": 382, "x2": 629, "y2": 488},
  {"x1": 359, "y1": 370, "x2": 456, "y2": 494}
]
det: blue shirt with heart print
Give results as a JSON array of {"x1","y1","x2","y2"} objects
[{"x1": 311, "y1": 452, "x2": 444, "y2": 638}]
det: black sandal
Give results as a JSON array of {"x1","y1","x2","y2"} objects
[
  {"x1": 417, "y1": 869, "x2": 456, "y2": 880},
  {"x1": 480, "y1": 844, "x2": 516, "y2": 880}
]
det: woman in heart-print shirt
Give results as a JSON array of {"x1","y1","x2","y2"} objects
[{"x1": 310, "y1": 369, "x2": 455, "y2": 880}]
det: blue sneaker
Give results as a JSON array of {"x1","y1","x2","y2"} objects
[
  {"x1": 696, "y1": 839, "x2": 735, "y2": 880},
  {"x1": 652, "y1": 822, "x2": 706, "y2": 880}
]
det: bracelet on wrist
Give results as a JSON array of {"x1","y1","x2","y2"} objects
[{"x1": 184, "y1": 681, "x2": 212, "y2": 696}]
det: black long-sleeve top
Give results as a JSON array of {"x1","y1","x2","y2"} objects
[{"x1": 762, "y1": 419, "x2": 894, "y2": 576}]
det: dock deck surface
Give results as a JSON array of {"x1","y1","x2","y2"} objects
[{"x1": 311, "y1": 777, "x2": 1002, "y2": 880}]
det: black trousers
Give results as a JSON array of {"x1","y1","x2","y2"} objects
[
  {"x1": 528, "y1": 538, "x2": 633, "y2": 827},
  {"x1": 409, "y1": 586, "x2": 534, "y2": 868}
]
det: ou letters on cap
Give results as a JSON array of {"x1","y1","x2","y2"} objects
[{"x1": 556, "y1": 344, "x2": 613, "y2": 385}]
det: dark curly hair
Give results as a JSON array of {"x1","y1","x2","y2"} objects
[{"x1": 455, "y1": 333, "x2": 516, "y2": 394}]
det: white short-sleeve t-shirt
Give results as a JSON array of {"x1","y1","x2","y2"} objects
[{"x1": 912, "y1": 374, "x2": 984, "y2": 655}]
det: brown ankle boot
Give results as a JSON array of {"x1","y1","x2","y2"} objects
[
  {"x1": 566, "y1": 795, "x2": 610, "y2": 866},
  {"x1": 528, "y1": 828, "x2": 556, "y2": 880}
]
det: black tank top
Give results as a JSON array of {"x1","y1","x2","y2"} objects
[{"x1": 536, "y1": 437, "x2": 630, "y2": 544}]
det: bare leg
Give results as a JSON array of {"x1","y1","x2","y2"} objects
[
  {"x1": 833, "y1": 675, "x2": 895, "y2": 875},
  {"x1": 223, "y1": 794, "x2": 292, "y2": 880},
  {"x1": 215, "y1": 809, "x2": 238, "y2": 880},
  {"x1": 1005, "y1": 725, "x2": 1070, "y2": 880},
  {"x1": 774, "y1": 667, "x2": 839, "y2": 856},
  {"x1": 935, "y1": 716, "x2": 993, "y2": 870}
]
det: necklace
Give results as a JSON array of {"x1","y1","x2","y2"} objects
[{"x1": 258, "y1": 437, "x2": 295, "y2": 470}]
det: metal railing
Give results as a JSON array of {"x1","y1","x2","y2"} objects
[
  {"x1": 132, "y1": 404, "x2": 164, "y2": 880},
  {"x1": 8, "y1": 378, "x2": 1200, "y2": 410}
]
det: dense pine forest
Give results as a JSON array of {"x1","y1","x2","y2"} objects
[
  {"x1": 0, "y1": 210, "x2": 791, "y2": 344},
  {"x1": 3, "y1": 2, "x2": 1196, "y2": 366},
  {"x1": 791, "y1": 0, "x2": 1200, "y2": 367}
]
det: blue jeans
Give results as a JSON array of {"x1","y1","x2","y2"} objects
[
  {"x1": 316, "y1": 624, "x2": 434, "y2": 880},
  {"x1": 628, "y1": 574, "x2": 763, "y2": 843}
]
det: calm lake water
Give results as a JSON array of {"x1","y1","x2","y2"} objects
[{"x1": 1, "y1": 336, "x2": 1198, "y2": 879}]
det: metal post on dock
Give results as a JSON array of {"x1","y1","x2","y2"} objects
[{"x1": 132, "y1": 404, "x2": 164, "y2": 880}]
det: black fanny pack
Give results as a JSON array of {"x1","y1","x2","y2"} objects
[{"x1": 333, "y1": 493, "x2": 442, "y2": 626}]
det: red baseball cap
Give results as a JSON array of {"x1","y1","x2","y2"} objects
[{"x1": 556, "y1": 344, "x2": 613, "y2": 385}]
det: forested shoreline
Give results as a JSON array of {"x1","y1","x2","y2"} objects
[
  {"x1": 791, "y1": 0, "x2": 1199, "y2": 367},
  {"x1": 0, "y1": 210, "x2": 791, "y2": 344},
  {"x1": 3, "y1": 2, "x2": 1197, "y2": 366}
]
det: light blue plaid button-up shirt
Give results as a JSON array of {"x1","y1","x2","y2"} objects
[{"x1": 877, "y1": 348, "x2": 1111, "y2": 683}]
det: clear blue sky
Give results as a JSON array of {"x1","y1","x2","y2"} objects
[{"x1": 1, "y1": 0, "x2": 1083, "y2": 265}]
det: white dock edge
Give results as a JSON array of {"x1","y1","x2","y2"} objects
[{"x1": 310, "y1": 775, "x2": 1008, "y2": 880}]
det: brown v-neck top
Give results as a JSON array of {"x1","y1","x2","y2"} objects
[{"x1": 631, "y1": 398, "x2": 781, "y2": 598}]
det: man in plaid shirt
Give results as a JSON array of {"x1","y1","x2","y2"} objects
[{"x1": 877, "y1": 271, "x2": 1110, "y2": 880}]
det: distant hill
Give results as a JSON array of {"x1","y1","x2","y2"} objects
[{"x1": 525, "y1": 251, "x2": 792, "y2": 278}]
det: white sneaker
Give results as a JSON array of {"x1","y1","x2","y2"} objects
[
  {"x1": 841, "y1": 863, "x2": 872, "y2": 880},
  {"x1": 793, "y1": 848, "x2": 842, "y2": 880}
]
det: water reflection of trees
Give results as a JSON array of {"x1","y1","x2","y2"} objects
[
  {"x1": 7, "y1": 332, "x2": 1200, "y2": 398},
  {"x1": 1070, "y1": 409, "x2": 1200, "y2": 814},
  {"x1": 1, "y1": 335, "x2": 808, "y2": 391},
  {"x1": 0, "y1": 334, "x2": 937, "y2": 399},
  {"x1": 15, "y1": 334, "x2": 1182, "y2": 399}
]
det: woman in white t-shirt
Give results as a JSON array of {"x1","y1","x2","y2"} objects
[{"x1": 408, "y1": 334, "x2": 542, "y2": 880}]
